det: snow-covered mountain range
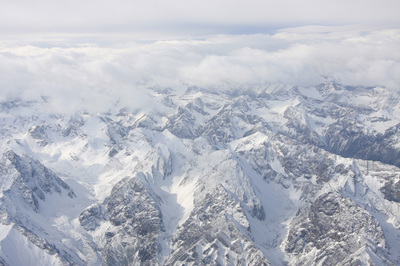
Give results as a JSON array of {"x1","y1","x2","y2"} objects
[{"x1": 0, "y1": 83, "x2": 400, "y2": 265}]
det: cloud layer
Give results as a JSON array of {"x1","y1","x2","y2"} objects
[{"x1": 0, "y1": 26, "x2": 399, "y2": 113}]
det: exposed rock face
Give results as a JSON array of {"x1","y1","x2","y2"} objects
[
  {"x1": 167, "y1": 186, "x2": 269, "y2": 266},
  {"x1": 80, "y1": 175, "x2": 164, "y2": 265},
  {"x1": 380, "y1": 180, "x2": 400, "y2": 203},
  {"x1": 285, "y1": 192, "x2": 388, "y2": 265}
]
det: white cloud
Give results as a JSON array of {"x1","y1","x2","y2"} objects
[{"x1": 0, "y1": 26, "x2": 399, "y2": 113}]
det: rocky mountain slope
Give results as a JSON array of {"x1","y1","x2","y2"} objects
[{"x1": 0, "y1": 83, "x2": 399, "y2": 265}]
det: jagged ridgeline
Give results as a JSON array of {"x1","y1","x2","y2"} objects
[{"x1": 0, "y1": 83, "x2": 400, "y2": 265}]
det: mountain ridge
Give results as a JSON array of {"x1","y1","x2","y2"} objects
[{"x1": 0, "y1": 83, "x2": 399, "y2": 265}]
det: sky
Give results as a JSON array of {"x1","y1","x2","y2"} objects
[
  {"x1": 0, "y1": 0, "x2": 400, "y2": 113},
  {"x1": 1, "y1": 0, "x2": 399, "y2": 36}
]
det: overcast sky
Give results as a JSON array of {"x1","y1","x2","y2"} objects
[
  {"x1": 1, "y1": 0, "x2": 399, "y2": 36},
  {"x1": 0, "y1": 0, "x2": 399, "y2": 113}
]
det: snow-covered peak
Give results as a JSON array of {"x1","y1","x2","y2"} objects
[{"x1": 0, "y1": 150, "x2": 75, "y2": 212}]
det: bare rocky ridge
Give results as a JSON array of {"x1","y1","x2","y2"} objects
[
  {"x1": 285, "y1": 192, "x2": 389, "y2": 265},
  {"x1": 0, "y1": 150, "x2": 75, "y2": 213},
  {"x1": 0, "y1": 150, "x2": 80, "y2": 265},
  {"x1": 80, "y1": 175, "x2": 164, "y2": 265}
]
